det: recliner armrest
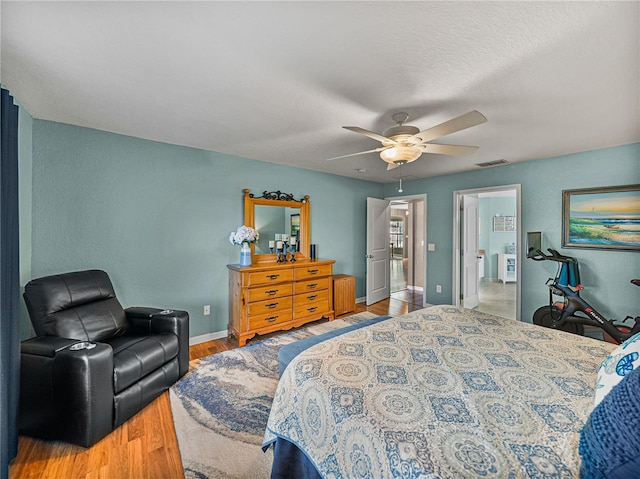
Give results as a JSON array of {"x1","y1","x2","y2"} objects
[
  {"x1": 21, "y1": 336, "x2": 84, "y2": 357},
  {"x1": 125, "y1": 307, "x2": 190, "y2": 377},
  {"x1": 125, "y1": 307, "x2": 189, "y2": 336},
  {"x1": 20, "y1": 337, "x2": 114, "y2": 447}
]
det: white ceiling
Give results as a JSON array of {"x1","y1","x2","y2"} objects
[{"x1": 1, "y1": 1, "x2": 638, "y2": 183}]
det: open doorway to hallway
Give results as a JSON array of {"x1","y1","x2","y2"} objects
[
  {"x1": 389, "y1": 197, "x2": 426, "y2": 310},
  {"x1": 453, "y1": 186, "x2": 521, "y2": 321},
  {"x1": 475, "y1": 190, "x2": 518, "y2": 319}
]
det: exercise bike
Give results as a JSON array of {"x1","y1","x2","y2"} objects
[{"x1": 530, "y1": 248, "x2": 640, "y2": 344}]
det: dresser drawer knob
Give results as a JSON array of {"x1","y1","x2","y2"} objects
[
  {"x1": 265, "y1": 303, "x2": 278, "y2": 309},
  {"x1": 267, "y1": 274, "x2": 280, "y2": 280},
  {"x1": 307, "y1": 295, "x2": 318, "y2": 300},
  {"x1": 264, "y1": 316, "x2": 278, "y2": 322},
  {"x1": 307, "y1": 307, "x2": 318, "y2": 313},
  {"x1": 307, "y1": 269, "x2": 319, "y2": 274},
  {"x1": 307, "y1": 283, "x2": 318, "y2": 289},
  {"x1": 266, "y1": 289, "x2": 279, "y2": 295}
]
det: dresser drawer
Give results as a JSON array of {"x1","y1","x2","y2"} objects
[
  {"x1": 249, "y1": 310, "x2": 293, "y2": 330},
  {"x1": 247, "y1": 296, "x2": 292, "y2": 317},
  {"x1": 247, "y1": 269, "x2": 294, "y2": 287},
  {"x1": 247, "y1": 283, "x2": 293, "y2": 302},
  {"x1": 294, "y1": 289, "x2": 329, "y2": 318},
  {"x1": 294, "y1": 299, "x2": 329, "y2": 319},
  {"x1": 294, "y1": 264, "x2": 332, "y2": 281},
  {"x1": 294, "y1": 277, "x2": 330, "y2": 295},
  {"x1": 295, "y1": 288, "x2": 329, "y2": 305}
]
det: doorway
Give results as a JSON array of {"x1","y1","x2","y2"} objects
[
  {"x1": 390, "y1": 203, "x2": 408, "y2": 292},
  {"x1": 389, "y1": 195, "x2": 427, "y2": 308},
  {"x1": 366, "y1": 194, "x2": 427, "y2": 308},
  {"x1": 452, "y1": 185, "x2": 521, "y2": 320}
]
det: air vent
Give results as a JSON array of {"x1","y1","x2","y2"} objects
[{"x1": 476, "y1": 159, "x2": 509, "y2": 168}]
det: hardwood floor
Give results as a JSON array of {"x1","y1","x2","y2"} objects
[{"x1": 9, "y1": 296, "x2": 423, "y2": 479}]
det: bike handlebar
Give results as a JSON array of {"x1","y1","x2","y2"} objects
[{"x1": 529, "y1": 248, "x2": 573, "y2": 263}]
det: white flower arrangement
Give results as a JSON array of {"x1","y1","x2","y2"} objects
[{"x1": 229, "y1": 225, "x2": 259, "y2": 246}]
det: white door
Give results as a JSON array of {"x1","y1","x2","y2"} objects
[
  {"x1": 366, "y1": 197, "x2": 390, "y2": 305},
  {"x1": 462, "y1": 195, "x2": 480, "y2": 309}
]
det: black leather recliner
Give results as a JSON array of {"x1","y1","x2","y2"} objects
[{"x1": 19, "y1": 269, "x2": 189, "y2": 447}]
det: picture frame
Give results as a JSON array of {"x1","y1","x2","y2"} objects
[
  {"x1": 493, "y1": 215, "x2": 516, "y2": 232},
  {"x1": 290, "y1": 213, "x2": 300, "y2": 237},
  {"x1": 562, "y1": 184, "x2": 640, "y2": 251}
]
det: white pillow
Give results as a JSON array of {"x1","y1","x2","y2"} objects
[{"x1": 594, "y1": 332, "x2": 640, "y2": 406}]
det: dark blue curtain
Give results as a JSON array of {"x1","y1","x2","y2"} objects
[{"x1": 1, "y1": 88, "x2": 20, "y2": 479}]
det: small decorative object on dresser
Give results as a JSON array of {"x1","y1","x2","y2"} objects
[
  {"x1": 228, "y1": 189, "x2": 335, "y2": 346},
  {"x1": 229, "y1": 225, "x2": 259, "y2": 267},
  {"x1": 239, "y1": 242, "x2": 251, "y2": 266}
]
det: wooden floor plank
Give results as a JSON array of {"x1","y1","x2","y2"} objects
[
  {"x1": 125, "y1": 438, "x2": 145, "y2": 479},
  {"x1": 9, "y1": 296, "x2": 422, "y2": 478}
]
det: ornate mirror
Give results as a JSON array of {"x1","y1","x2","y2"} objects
[{"x1": 243, "y1": 189, "x2": 310, "y2": 263}]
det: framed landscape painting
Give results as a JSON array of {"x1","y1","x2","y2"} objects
[{"x1": 562, "y1": 184, "x2": 640, "y2": 251}]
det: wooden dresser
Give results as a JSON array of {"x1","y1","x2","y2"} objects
[{"x1": 228, "y1": 259, "x2": 335, "y2": 346}]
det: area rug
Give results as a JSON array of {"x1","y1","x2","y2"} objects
[{"x1": 170, "y1": 312, "x2": 382, "y2": 479}]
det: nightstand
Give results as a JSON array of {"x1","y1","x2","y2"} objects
[{"x1": 333, "y1": 274, "x2": 356, "y2": 316}]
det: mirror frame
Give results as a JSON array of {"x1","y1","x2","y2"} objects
[{"x1": 243, "y1": 189, "x2": 311, "y2": 263}]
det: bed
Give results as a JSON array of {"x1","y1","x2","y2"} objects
[{"x1": 263, "y1": 305, "x2": 618, "y2": 478}]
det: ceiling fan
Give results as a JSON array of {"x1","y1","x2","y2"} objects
[{"x1": 327, "y1": 110, "x2": 487, "y2": 170}]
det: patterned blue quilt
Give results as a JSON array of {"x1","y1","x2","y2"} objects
[{"x1": 263, "y1": 305, "x2": 615, "y2": 478}]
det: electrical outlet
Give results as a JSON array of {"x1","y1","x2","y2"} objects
[
  {"x1": 436, "y1": 285, "x2": 442, "y2": 293},
  {"x1": 204, "y1": 305, "x2": 210, "y2": 316}
]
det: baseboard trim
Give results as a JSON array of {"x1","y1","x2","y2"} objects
[{"x1": 189, "y1": 329, "x2": 228, "y2": 346}]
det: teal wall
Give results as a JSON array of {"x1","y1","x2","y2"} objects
[
  {"x1": 18, "y1": 111, "x2": 639, "y2": 338},
  {"x1": 27, "y1": 120, "x2": 383, "y2": 338},
  {"x1": 383, "y1": 143, "x2": 640, "y2": 324}
]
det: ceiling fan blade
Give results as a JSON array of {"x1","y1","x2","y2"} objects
[
  {"x1": 387, "y1": 163, "x2": 399, "y2": 170},
  {"x1": 343, "y1": 126, "x2": 394, "y2": 144},
  {"x1": 326, "y1": 147, "x2": 388, "y2": 161},
  {"x1": 419, "y1": 143, "x2": 479, "y2": 156},
  {"x1": 408, "y1": 110, "x2": 487, "y2": 144}
]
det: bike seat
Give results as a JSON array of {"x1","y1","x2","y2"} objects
[{"x1": 632, "y1": 279, "x2": 640, "y2": 287}]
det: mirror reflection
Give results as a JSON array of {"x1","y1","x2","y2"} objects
[{"x1": 254, "y1": 205, "x2": 301, "y2": 254}]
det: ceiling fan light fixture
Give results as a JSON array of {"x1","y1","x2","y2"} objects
[
  {"x1": 380, "y1": 146, "x2": 422, "y2": 164},
  {"x1": 331, "y1": 110, "x2": 486, "y2": 169}
]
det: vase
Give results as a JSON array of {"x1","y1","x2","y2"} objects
[{"x1": 239, "y1": 242, "x2": 252, "y2": 267}]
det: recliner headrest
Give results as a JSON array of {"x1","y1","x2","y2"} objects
[
  {"x1": 25, "y1": 269, "x2": 116, "y2": 315},
  {"x1": 24, "y1": 269, "x2": 127, "y2": 340}
]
